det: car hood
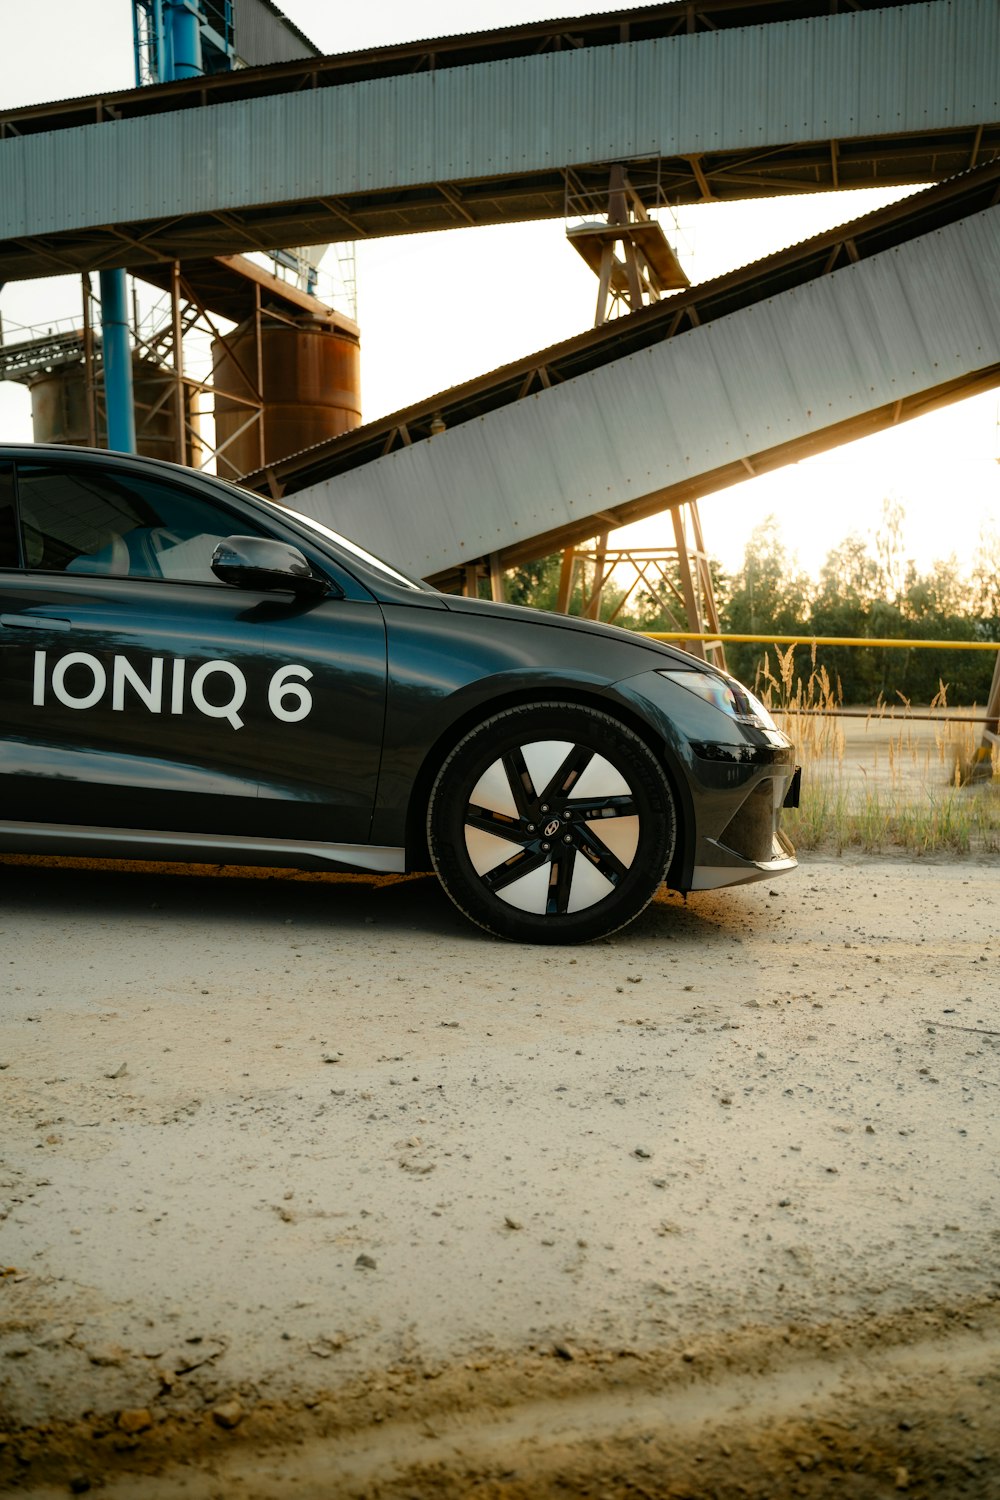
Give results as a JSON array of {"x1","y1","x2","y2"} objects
[{"x1": 437, "y1": 591, "x2": 707, "y2": 671}]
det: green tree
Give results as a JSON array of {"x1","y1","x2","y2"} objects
[
  {"x1": 717, "y1": 516, "x2": 811, "y2": 685},
  {"x1": 504, "y1": 552, "x2": 565, "y2": 611},
  {"x1": 903, "y1": 556, "x2": 993, "y2": 704},
  {"x1": 970, "y1": 523, "x2": 1000, "y2": 631},
  {"x1": 811, "y1": 500, "x2": 917, "y2": 701},
  {"x1": 503, "y1": 547, "x2": 642, "y2": 626}
]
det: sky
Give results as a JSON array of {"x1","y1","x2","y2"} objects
[{"x1": 0, "y1": 0, "x2": 997, "y2": 582}]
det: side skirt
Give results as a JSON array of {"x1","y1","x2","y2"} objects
[{"x1": 0, "y1": 821, "x2": 406, "y2": 875}]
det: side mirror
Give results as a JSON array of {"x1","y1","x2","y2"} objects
[{"x1": 211, "y1": 536, "x2": 333, "y2": 598}]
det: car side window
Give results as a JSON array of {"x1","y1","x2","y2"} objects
[
  {"x1": 15, "y1": 462, "x2": 268, "y2": 584},
  {"x1": 0, "y1": 463, "x2": 19, "y2": 569}
]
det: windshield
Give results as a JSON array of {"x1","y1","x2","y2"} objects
[{"x1": 231, "y1": 485, "x2": 428, "y2": 593}]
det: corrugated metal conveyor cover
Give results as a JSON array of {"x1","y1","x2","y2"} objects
[
  {"x1": 234, "y1": 0, "x2": 320, "y2": 65},
  {"x1": 281, "y1": 180, "x2": 1000, "y2": 582}
]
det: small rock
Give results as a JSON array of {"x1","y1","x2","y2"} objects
[
  {"x1": 211, "y1": 1400, "x2": 243, "y2": 1430},
  {"x1": 161, "y1": 1338, "x2": 226, "y2": 1375},
  {"x1": 105, "y1": 1062, "x2": 127, "y2": 1080},
  {"x1": 88, "y1": 1343, "x2": 127, "y2": 1367},
  {"x1": 553, "y1": 1341, "x2": 575, "y2": 1360},
  {"x1": 355, "y1": 1253, "x2": 377, "y2": 1270},
  {"x1": 504, "y1": 1216, "x2": 523, "y2": 1230},
  {"x1": 117, "y1": 1408, "x2": 153, "y2": 1435},
  {"x1": 36, "y1": 1325, "x2": 76, "y2": 1351},
  {"x1": 633, "y1": 1147, "x2": 651, "y2": 1159},
  {"x1": 308, "y1": 1333, "x2": 346, "y2": 1358}
]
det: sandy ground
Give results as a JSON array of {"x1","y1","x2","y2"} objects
[{"x1": 1, "y1": 848, "x2": 998, "y2": 1497}]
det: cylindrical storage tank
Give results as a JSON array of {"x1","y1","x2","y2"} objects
[
  {"x1": 28, "y1": 355, "x2": 182, "y2": 461},
  {"x1": 131, "y1": 359, "x2": 188, "y2": 462},
  {"x1": 212, "y1": 313, "x2": 361, "y2": 478},
  {"x1": 28, "y1": 367, "x2": 94, "y2": 447}
]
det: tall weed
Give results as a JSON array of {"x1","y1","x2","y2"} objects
[{"x1": 754, "y1": 653, "x2": 1000, "y2": 854}]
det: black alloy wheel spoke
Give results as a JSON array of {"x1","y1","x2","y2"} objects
[
  {"x1": 482, "y1": 845, "x2": 549, "y2": 893},
  {"x1": 466, "y1": 804, "x2": 531, "y2": 842},
  {"x1": 502, "y1": 747, "x2": 538, "y2": 817},
  {"x1": 564, "y1": 792, "x2": 637, "y2": 821},
  {"x1": 573, "y1": 824, "x2": 631, "y2": 886},
  {"x1": 545, "y1": 850, "x2": 576, "y2": 915},
  {"x1": 538, "y1": 743, "x2": 594, "y2": 806}
]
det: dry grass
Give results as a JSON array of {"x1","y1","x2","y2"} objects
[{"x1": 756, "y1": 645, "x2": 1000, "y2": 856}]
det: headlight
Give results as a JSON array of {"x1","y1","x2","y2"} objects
[{"x1": 657, "y1": 669, "x2": 778, "y2": 731}]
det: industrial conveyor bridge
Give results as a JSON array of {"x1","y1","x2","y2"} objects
[
  {"x1": 0, "y1": 0, "x2": 995, "y2": 281},
  {"x1": 241, "y1": 165, "x2": 1000, "y2": 587},
  {"x1": 0, "y1": 0, "x2": 997, "y2": 586}
]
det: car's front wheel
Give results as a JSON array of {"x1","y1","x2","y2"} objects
[{"x1": 427, "y1": 703, "x2": 677, "y2": 943}]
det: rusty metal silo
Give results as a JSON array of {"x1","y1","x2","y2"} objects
[
  {"x1": 211, "y1": 310, "x2": 361, "y2": 478},
  {"x1": 27, "y1": 351, "x2": 184, "y2": 461}
]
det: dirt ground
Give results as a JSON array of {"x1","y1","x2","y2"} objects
[{"x1": 1, "y1": 851, "x2": 998, "y2": 1498}]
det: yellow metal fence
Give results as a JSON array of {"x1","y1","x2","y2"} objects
[{"x1": 642, "y1": 632, "x2": 999, "y2": 651}]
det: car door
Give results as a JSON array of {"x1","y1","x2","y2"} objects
[{"x1": 0, "y1": 455, "x2": 387, "y2": 852}]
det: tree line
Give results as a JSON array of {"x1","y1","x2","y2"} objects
[{"x1": 506, "y1": 501, "x2": 1000, "y2": 706}]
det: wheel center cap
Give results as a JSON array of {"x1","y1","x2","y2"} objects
[{"x1": 543, "y1": 818, "x2": 561, "y2": 838}]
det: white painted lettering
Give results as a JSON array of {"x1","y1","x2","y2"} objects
[
  {"x1": 112, "y1": 655, "x2": 163, "y2": 713},
  {"x1": 190, "y1": 660, "x2": 246, "y2": 731},
  {"x1": 268, "y1": 664, "x2": 314, "y2": 723},
  {"x1": 51, "y1": 651, "x2": 106, "y2": 711},
  {"x1": 34, "y1": 649, "x2": 312, "y2": 729},
  {"x1": 32, "y1": 650, "x2": 46, "y2": 706},
  {"x1": 170, "y1": 658, "x2": 186, "y2": 715}
]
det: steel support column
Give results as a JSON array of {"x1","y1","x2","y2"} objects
[{"x1": 98, "y1": 269, "x2": 136, "y2": 453}]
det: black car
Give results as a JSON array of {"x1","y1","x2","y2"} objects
[{"x1": 0, "y1": 446, "x2": 798, "y2": 943}]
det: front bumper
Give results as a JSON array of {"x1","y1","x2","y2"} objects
[
  {"x1": 610, "y1": 669, "x2": 800, "y2": 893},
  {"x1": 691, "y1": 829, "x2": 797, "y2": 890},
  {"x1": 687, "y1": 749, "x2": 799, "y2": 890}
]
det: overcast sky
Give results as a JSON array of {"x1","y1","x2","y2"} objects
[{"x1": 0, "y1": 0, "x2": 996, "y2": 580}]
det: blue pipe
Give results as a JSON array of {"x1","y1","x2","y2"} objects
[
  {"x1": 102, "y1": 2, "x2": 203, "y2": 455},
  {"x1": 99, "y1": 270, "x2": 137, "y2": 454},
  {"x1": 166, "y1": 1, "x2": 203, "y2": 80}
]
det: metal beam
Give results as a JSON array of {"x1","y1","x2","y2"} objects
[{"x1": 0, "y1": 2, "x2": 995, "y2": 282}]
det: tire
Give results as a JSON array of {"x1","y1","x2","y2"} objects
[{"x1": 427, "y1": 702, "x2": 677, "y2": 944}]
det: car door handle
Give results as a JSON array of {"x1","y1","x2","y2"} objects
[{"x1": 0, "y1": 613, "x2": 72, "y2": 632}]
